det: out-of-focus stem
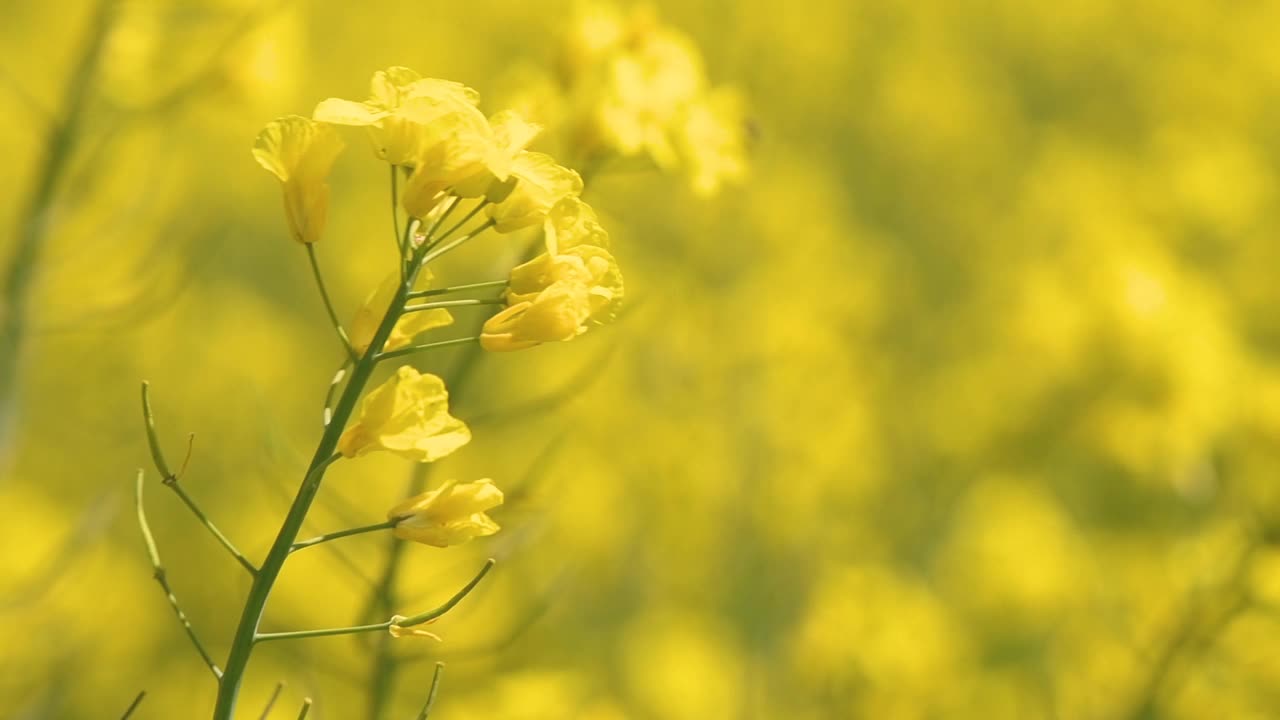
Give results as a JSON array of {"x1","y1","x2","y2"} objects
[
  {"x1": 415, "y1": 663, "x2": 445, "y2": 720},
  {"x1": 0, "y1": 0, "x2": 117, "y2": 451},
  {"x1": 119, "y1": 691, "x2": 146, "y2": 720}
]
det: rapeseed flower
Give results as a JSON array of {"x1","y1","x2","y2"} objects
[
  {"x1": 252, "y1": 115, "x2": 344, "y2": 244},
  {"x1": 338, "y1": 367, "x2": 470, "y2": 461},
  {"x1": 487, "y1": 152, "x2": 584, "y2": 232},
  {"x1": 313, "y1": 66, "x2": 480, "y2": 166},
  {"x1": 481, "y1": 197, "x2": 622, "y2": 351},
  {"x1": 387, "y1": 479, "x2": 503, "y2": 548}
]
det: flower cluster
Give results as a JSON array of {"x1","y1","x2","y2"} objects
[
  {"x1": 253, "y1": 67, "x2": 628, "y2": 551},
  {"x1": 503, "y1": 2, "x2": 751, "y2": 195}
]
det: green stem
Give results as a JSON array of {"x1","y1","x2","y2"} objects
[
  {"x1": 135, "y1": 470, "x2": 223, "y2": 681},
  {"x1": 257, "y1": 559, "x2": 493, "y2": 643},
  {"x1": 296, "y1": 698, "x2": 313, "y2": 720},
  {"x1": 165, "y1": 480, "x2": 258, "y2": 576},
  {"x1": 290, "y1": 518, "x2": 400, "y2": 553},
  {"x1": 415, "y1": 663, "x2": 445, "y2": 720},
  {"x1": 375, "y1": 337, "x2": 480, "y2": 363},
  {"x1": 258, "y1": 682, "x2": 284, "y2": 720},
  {"x1": 256, "y1": 620, "x2": 392, "y2": 644},
  {"x1": 420, "y1": 221, "x2": 496, "y2": 267},
  {"x1": 393, "y1": 559, "x2": 495, "y2": 629},
  {"x1": 402, "y1": 298, "x2": 503, "y2": 314},
  {"x1": 213, "y1": 239, "x2": 438, "y2": 719},
  {"x1": 306, "y1": 245, "x2": 358, "y2": 363},
  {"x1": 424, "y1": 200, "x2": 484, "y2": 252},
  {"x1": 141, "y1": 382, "x2": 256, "y2": 575},
  {"x1": 120, "y1": 691, "x2": 146, "y2": 720},
  {"x1": 0, "y1": 0, "x2": 116, "y2": 448},
  {"x1": 406, "y1": 280, "x2": 508, "y2": 300}
]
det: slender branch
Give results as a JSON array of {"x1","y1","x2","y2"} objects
[
  {"x1": 134, "y1": 470, "x2": 223, "y2": 681},
  {"x1": 420, "y1": 220, "x2": 496, "y2": 267},
  {"x1": 140, "y1": 381, "x2": 176, "y2": 480},
  {"x1": 407, "y1": 279, "x2": 508, "y2": 300},
  {"x1": 258, "y1": 681, "x2": 285, "y2": 720},
  {"x1": 305, "y1": 245, "x2": 358, "y2": 362},
  {"x1": 256, "y1": 620, "x2": 393, "y2": 644},
  {"x1": 425, "y1": 201, "x2": 488, "y2": 252},
  {"x1": 119, "y1": 691, "x2": 146, "y2": 720},
  {"x1": 165, "y1": 480, "x2": 259, "y2": 576},
  {"x1": 375, "y1": 336, "x2": 480, "y2": 363},
  {"x1": 291, "y1": 518, "x2": 401, "y2": 553},
  {"x1": 296, "y1": 698, "x2": 313, "y2": 720},
  {"x1": 402, "y1": 298, "x2": 503, "y2": 314},
  {"x1": 256, "y1": 559, "x2": 495, "y2": 644},
  {"x1": 422, "y1": 197, "x2": 463, "y2": 245},
  {"x1": 393, "y1": 559, "x2": 496, "y2": 629},
  {"x1": 415, "y1": 663, "x2": 445, "y2": 720},
  {"x1": 141, "y1": 382, "x2": 257, "y2": 575}
]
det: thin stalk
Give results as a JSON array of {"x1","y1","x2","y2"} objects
[
  {"x1": 255, "y1": 558, "x2": 494, "y2": 642},
  {"x1": 291, "y1": 518, "x2": 400, "y2": 553},
  {"x1": 214, "y1": 239, "x2": 439, "y2": 719},
  {"x1": 165, "y1": 480, "x2": 258, "y2": 576},
  {"x1": 257, "y1": 620, "x2": 393, "y2": 644},
  {"x1": 406, "y1": 280, "x2": 508, "y2": 300},
  {"x1": 423, "y1": 200, "x2": 485, "y2": 252},
  {"x1": 296, "y1": 698, "x2": 313, "y2": 720},
  {"x1": 119, "y1": 691, "x2": 146, "y2": 720},
  {"x1": 393, "y1": 559, "x2": 495, "y2": 629},
  {"x1": 305, "y1": 245, "x2": 358, "y2": 362},
  {"x1": 402, "y1": 298, "x2": 503, "y2": 314},
  {"x1": 1, "y1": 0, "x2": 116, "y2": 449},
  {"x1": 258, "y1": 682, "x2": 284, "y2": 720},
  {"x1": 375, "y1": 337, "x2": 480, "y2": 364},
  {"x1": 142, "y1": 382, "x2": 256, "y2": 575},
  {"x1": 415, "y1": 663, "x2": 445, "y2": 720},
  {"x1": 134, "y1": 470, "x2": 223, "y2": 681},
  {"x1": 420, "y1": 221, "x2": 496, "y2": 267}
]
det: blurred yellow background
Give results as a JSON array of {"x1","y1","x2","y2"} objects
[{"x1": 5, "y1": 0, "x2": 1280, "y2": 718}]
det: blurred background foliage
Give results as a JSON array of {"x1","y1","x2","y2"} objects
[{"x1": 4, "y1": 0, "x2": 1280, "y2": 718}]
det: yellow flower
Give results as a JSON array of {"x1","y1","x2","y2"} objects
[
  {"x1": 453, "y1": 110, "x2": 544, "y2": 198},
  {"x1": 481, "y1": 198, "x2": 622, "y2": 351},
  {"x1": 252, "y1": 115, "x2": 344, "y2": 244},
  {"x1": 349, "y1": 271, "x2": 454, "y2": 356},
  {"x1": 387, "y1": 620, "x2": 441, "y2": 641},
  {"x1": 387, "y1": 478, "x2": 503, "y2": 548},
  {"x1": 487, "y1": 152, "x2": 583, "y2": 232},
  {"x1": 314, "y1": 67, "x2": 480, "y2": 165},
  {"x1": 338, "y1": 367, "x2": 470, "y2": 461},
  {"x1": 401, "y1": 109, "x2": 541, "y2": 219},
  {"x1": 676, "y1": 88, "x2": 750, "y2": 196},
  {"x1": 595, "y1": 25, "x2": 705, "y2": 168}
]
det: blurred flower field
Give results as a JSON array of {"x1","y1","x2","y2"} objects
[{"x1": 5, "y1": 1, "x2": 1280, "y2": 718}]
